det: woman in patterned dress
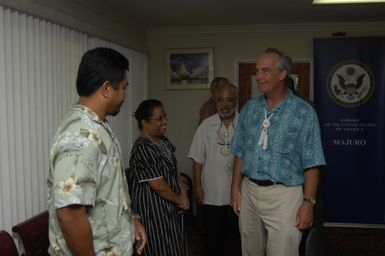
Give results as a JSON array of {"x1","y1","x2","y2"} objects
[{"x1": 128, "y1": 99, "x2": 189, "y2": 256}]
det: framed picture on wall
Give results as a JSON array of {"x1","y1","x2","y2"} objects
[{"x1": 165, "y1": 48, "x2": 214, "y2": 90}]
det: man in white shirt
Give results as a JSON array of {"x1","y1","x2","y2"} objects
[{"x1": 189, "y1": 82, "x2": 241, "y2": 256}]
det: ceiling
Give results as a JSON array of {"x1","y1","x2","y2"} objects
[{"x1": 74, "y1": 0, "x2": 385, "y2": 29}]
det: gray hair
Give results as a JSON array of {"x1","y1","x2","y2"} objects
[
  {"x1": 210, "y1": 77, "x2": 229, "y2": 94},
  {"x1": 264, "y1": 48, "x2": 292, "y2": 74}
]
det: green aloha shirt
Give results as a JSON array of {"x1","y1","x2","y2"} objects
[{"x1": 47, "y1": 104, "x2": 135, "y2": 256}]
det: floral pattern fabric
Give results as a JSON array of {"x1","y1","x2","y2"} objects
[
  {"x1": 47, "y1": 104, "x2": 134, "y2": 255},
  {"x1": 230, "y1": 91, "x2": 326, "y2": 186}
]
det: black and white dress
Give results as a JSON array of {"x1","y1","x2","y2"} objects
[{"x1": 128, "y1": 136, "x2": 187, "y2": 256}]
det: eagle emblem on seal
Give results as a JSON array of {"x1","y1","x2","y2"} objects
[{"x1": 327, "y1": 60, "x2": 374, "y2": 107}]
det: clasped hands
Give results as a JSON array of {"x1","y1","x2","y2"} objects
[{"x1": 177, "y1": 178, "x2": 190, "y2": 210}]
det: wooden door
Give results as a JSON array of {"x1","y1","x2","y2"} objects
[{"x1": 237, "y1": 62, "x2": 311, "y2": 110}]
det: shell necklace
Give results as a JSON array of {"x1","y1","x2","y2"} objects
[
  {"x1": 217, "y1": 122, "x2": 234, "y2": 156},
  {"x1": 258, "y1": 108, "x2": 273, "y2": 150}
]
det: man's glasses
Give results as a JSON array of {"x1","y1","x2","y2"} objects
[{"x1": 148, "y1": 114, "x2": 168, "y2": 122}]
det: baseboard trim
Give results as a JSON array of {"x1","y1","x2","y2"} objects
[{"x1": 324, "y1": 222, "x2": 385, "y2": 229}]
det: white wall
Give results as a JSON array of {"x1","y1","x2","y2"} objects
[{"x1": 147, "y1": 22, "x2": 385, "y2": 178}]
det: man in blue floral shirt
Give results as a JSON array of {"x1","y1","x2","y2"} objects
[
  {"x1": 47, "y1": 47, "x2": 146, "y2": 255},
  {"x1": 230, "y1": 48, "x2": 325, "y2": 256}
]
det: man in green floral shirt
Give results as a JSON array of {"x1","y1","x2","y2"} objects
[{"x1": 47, "y1": 47, "x2": 147, "y2": 255}]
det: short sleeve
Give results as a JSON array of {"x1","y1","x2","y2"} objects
[
  {"x1": 230, "y1": 104, "x2": 249, "y2": 159},
  {"x1": 132, "y1": 142, "x2": 164, "y2": 182},
  {"x1": 188, "y1": 123, "x2": 206, "y2": 164},
  {"x1": 51, "y1": 137, "x2": 101, "y2": 209},
  {"x1": 300, "y1": 112, "x2": 326, "y2": 169}
]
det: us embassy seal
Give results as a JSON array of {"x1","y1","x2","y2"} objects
[{"x1": 327, "y1": 60, "x2": 374, "y2": 107}]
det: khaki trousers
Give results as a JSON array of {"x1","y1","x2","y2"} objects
[{"x1": 239, "y1": 178, "x2": 303, "y2": 256}]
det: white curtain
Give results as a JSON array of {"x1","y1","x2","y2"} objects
[{"x1": 0, "y1": 6, "x2": 147, "y2": 233}]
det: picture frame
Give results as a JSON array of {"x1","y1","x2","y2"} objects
[{"x1": 165, "y1": 48, "x2": 214, "y2": 90}]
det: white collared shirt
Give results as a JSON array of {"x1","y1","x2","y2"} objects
[{"x1": 188, "y1": 113, "x2": 239, "y2": 206}]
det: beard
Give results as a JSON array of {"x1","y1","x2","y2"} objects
[
  {"x1": 110, "y1": 100, "x2": 124, "y2": 116},
  {"x1": 110, "y1": 109, "x2": 120, "y2": 116},
  {"x1": 217, "y1": 107, "x2": 235, "y2": 118}
]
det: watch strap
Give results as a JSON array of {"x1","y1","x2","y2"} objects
[{"x1": 303, "y1": 197, "x2": 316, "y2": 205}]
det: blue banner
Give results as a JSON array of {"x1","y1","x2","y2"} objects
[{"x1": 314, "y1": 37, "x2": 385, "y2": 224}]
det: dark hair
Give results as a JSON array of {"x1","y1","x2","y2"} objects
[
  {"x1": 76, "y1": 47, "x2": 129, "y2": 96},
  {"x1": 215, "y1": 83, "x2": 239, "y2": 99},
  {"x1": 286, "y1": 76, "x2": 297, "y2": 94},
  {"x1": 210, "y1": 77, "x2": 229, "y2": 95},
  {"x1": 134, "y1": 99, "x2": 163, "y2": 130}
]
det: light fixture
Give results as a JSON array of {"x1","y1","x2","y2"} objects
[{"x1": 313, "y1": 0, "x2": 385, "y2": 4}]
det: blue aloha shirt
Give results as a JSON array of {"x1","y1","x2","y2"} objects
[
  {"x1": 47, "y1": 104, "x2": 135, "y2": 256},
  {"x1": 230, "y1": 90, "x2": 326, "y2": 186}
]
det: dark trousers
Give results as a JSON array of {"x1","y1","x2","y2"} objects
[{"x1": 203, "y1": 204, "x2": 241, "y2": 256}]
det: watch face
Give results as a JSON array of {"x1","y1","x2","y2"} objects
[{"x1": 304, "y1": 197, "x2": 316, "y2": 204}]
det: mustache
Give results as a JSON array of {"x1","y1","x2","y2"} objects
[
  {"x1": 218, "y1": 107, "x2": 235, "y2": 117},
  {"x1": 218, "y1": 107, "x2": 233, "y2": 112}
]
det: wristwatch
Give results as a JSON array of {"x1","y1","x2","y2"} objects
[{"x1": 303, "y1": 197, "x2": 316, "y2": 205}]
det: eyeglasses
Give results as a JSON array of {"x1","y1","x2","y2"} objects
[{"x1": 148, "y1": 114, "x2": 168, "y2": 122}]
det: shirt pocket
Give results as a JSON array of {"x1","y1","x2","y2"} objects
[
  {"x1": 207, "y1": 133, "x2": 219, "y2": 143},
  {"x1": 271, "y1": 125, "x2": 302, "y2": 172},
  {"x1": 207, "y1": 133, "x2": 221, "y2": 155},
  {"x1": 271, "y1": 126, "x2": 301, "y2": 154}
]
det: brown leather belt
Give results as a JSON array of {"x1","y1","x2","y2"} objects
[{"x1": 248, "y1": 178, "x2": 283, "y2": 186}]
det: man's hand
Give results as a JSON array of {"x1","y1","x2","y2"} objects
[
  {"x1": 231, "y1": 186, "x2": 241, "y2": 216},
  {"x1": 133, "y1": 218, "x2": 147, "y2": 255},
  {"x1": 296, "y1": 167, "x2": 319, "y2": 229},
  {"x1": 295, "y1": 202, "x2": 314, "y2": 230},
  {"x1": 231, "y1": 156, "x2": 243, "y2": 216},
  {"x1": 194, "y1": 186, "x2": 204, "y2": 204}
]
